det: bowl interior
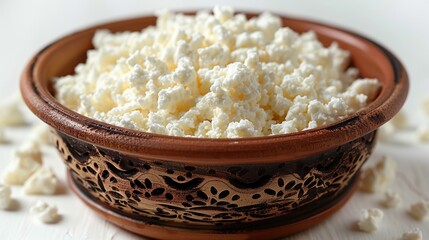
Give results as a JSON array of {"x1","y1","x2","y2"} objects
[
  {"x1": 39, "y1": 15, "x2": 392, "y2": 96},
  {"x1": 22, "y1": 13, "x2": 408, "y2": 164}
]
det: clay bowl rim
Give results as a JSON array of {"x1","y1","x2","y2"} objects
[{"x1": 20, "y1": 12, "x2": 408, "y2": 165}]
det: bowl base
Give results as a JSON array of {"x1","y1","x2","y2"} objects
[{"x1": 67, "y1": 170, "x2": 358, "y2": 240}]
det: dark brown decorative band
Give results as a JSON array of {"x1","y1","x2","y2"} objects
[
  {"x1": 71, "y1": 170, "x2": 358, "y2": 231},
  {"x1": 53, "y1": 130, "x2": 376, "y2": 228}
]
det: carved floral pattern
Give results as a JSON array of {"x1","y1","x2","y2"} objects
[{"x1": 53, "y1": 130, "x2": 376, "y2": 228}]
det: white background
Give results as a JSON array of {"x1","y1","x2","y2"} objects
[{"x1": 0, "y1": 0, "x2": 428, "y2": 239}]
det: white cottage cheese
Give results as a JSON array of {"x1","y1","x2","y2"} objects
[
  {"x1": 357, "y1": 208, "x2": 384, "y2": 232},
  {"x1": 3, "y1": 142, "x2": 43, "y2": 185},
  {"x1": 416, "y1": 125, "x2": 429, "y2": 142},
  {"x1": 409, "y1": 201, "x2": 429, "y2": 221},
  {"x1": 381, "y1": 190, "x2": 401, "y2": 208},
  {"x1": 400, "y1": 228, "x2": 423, "y2": 240},
  {"x1": 55, "y1": 6, "x2": 380, "y2": 138},
  {"x1": 0, "y1": 128, "x2": 6, "y2": 143},
  {"x1": 0, "y1": 184, "x2": 12, "y2": 210},
  {"x1": 422, "y1": 97, "x2": 429, "y2": 115},
  {"x1": 0, "y1": 98, "x2": 26, "y2": 127},
  {"x1": 389, "y1": 111, "x2": 407, "y2": 129},
  {"x1": 377, "y1": 111, "x2": 407, "y2": 142},
  {"x1": 29, "y1": 123, "x2": 52, "y2": 146},
  {"x1": 23, "y1": 167, "x2": 58, "y2": 195},
  {"x1": 377, "y1": 122, "x2": 395, "y2": 142},
  {"x1": 360, "y1": 155, "x2": 396, "y2": 193},
  {"x1": 30, "y1": 201, "x2": 59, "y2": 224}
]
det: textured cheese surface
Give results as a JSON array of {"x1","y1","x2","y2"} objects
[
  {"x1": 3, "y1": 142, "x2": 43, "y2": 185},
  {"x1": 0, "y1": 98, "x2": 26, "y2": 127},
  {"x1": 422, "y1": 97, "x2": 429, "y2": 115},
  {"x1": 0, "y1": 184, "x2": 12, "y2": 210},
  {"x1": 400, "y1": 228, "x2": 423, "y2": 240},
  {"x1": 54, "y1": 6, "x2": 380, "y2": 138},
  {"x1": 381, "y1": 190, "x2": 401, "y2": 208},
  {"x1": 30, "y1": 201, "x2": 59, "y2": 224},
  {"x1": 409, "y1": 201, "x2": 429, "y2": 221},
  {"x1": 23, "y1": 167, "x2": 58, "y2": 195},
  {"x1": 360, "y1": 155, "x2": 396, "y2": 193},
  {"x1": 357, "y1": 208, "x2": 384, "y2": 233},
  {"x1": 417, "y1": 125, "x2": 429, "y2": 142},
  {"x1": 29, "y1": 124, "x2": 52, "y2": 146},
  {"x1": 0, "y1": 128, "x2": 6, "y2": 143}
]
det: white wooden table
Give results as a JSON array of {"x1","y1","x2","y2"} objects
[{"x1": 1, "y1": 0, "x2": 428, "y2": 239}]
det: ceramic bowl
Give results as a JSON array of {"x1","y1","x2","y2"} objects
[{"x1": 20, "y1": 12, "x2": 408, "y2": 240}]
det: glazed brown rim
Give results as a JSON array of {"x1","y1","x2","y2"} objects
[{"x1": 20, "y1": 13, "x2": 408, "y2": 165}]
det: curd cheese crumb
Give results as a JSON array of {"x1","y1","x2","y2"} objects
[
  {"x1": 357, "y1": 208, "x2": 384, "y2": 232},
  {"x1": 23, "y1": 167, "x2": 58, "y2": 195},
  {"x1": 378, "y1": 122, "x2": 395, "y2": 142},
  {"x1": 422, "y1": 97, "x2": 429, "y2": 115},
  {"x1": 54, "y1": 6, "x2": 380, "y2": 138},
  {"x1": 226, "y1": 119, "x2": 258, "y2": 138},
  {"x1": 360, "y1": 155, "x2": 396, "y2": 193},
  {"x1": 416, "y1": 125, "x2": 429, "y2": 142},
  {"x1": 400, "y1": 228, "x2": 423, "y2": 240},
  {"x1": 377, "y1": 111, "x2": 407, "y2": 142},
  {"x1": 29, "y1": 123, "x2": 52, "y2": 146},
  {"x1": 0, "y1": 98, "x2": 26, "y2": 126},
  {"x1": 30, "y1": 201, "x2": 59, "y2": 223},
  {"x1": 390, "y1": 111, "x2": 408, "y2": 129},
  {"x1": 0, "y1": 128, "x2": 6, "y2": 143},
  {"x1": 409, "y1": 201, "x2": 429, "y2": 221},
  {"x1": 3, "y1": 142, "x2": 43, "y2": 185},
  {"x1": 381, "y1": 190, "x2": 401, "y2": 208},
  {"x1": 0, "y1": 184, "x2": 12, "y2": 210}
]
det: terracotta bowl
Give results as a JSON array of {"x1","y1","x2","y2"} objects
[{"x1": 20, "y1": 12, "x2": 408, "y2": 240}]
